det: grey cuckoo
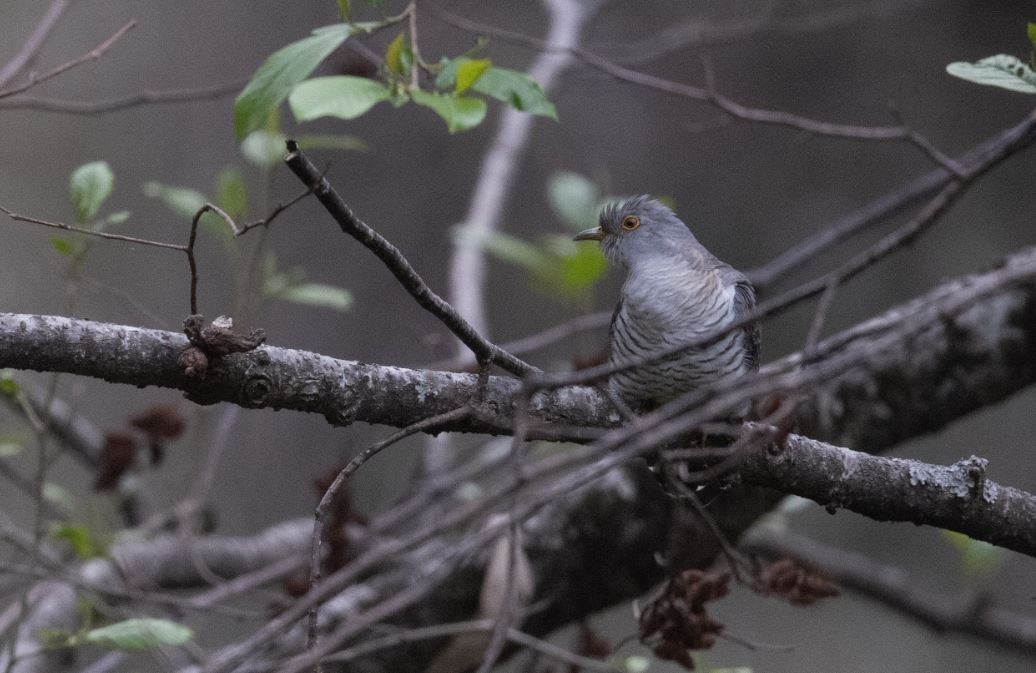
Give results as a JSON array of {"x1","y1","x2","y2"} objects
[{"x1": 574, "y1": 196, "x2": 760, "y2": 409}]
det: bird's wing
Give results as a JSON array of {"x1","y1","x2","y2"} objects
[
  {"x1": 608, "y1": 294, "x2": 624, "y2": 348},
  {"x1": 716, "y1": 265, "x2": 761, "y2": 371}
]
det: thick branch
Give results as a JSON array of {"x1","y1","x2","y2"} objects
[
  {"x1": 3, "y1": 246, "x2": 1036, "y2": 445},
  {"x1": 741, "y1": 437, "x2": 1036, "y2": 556}
]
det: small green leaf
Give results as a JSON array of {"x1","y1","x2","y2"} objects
[
  {"x1": 276, "y1": 282, "x2": 353, "y2": 311},
  {"x1": 51, "y1": 522, "x2": 101, "y2": 560},
  {"x1": 240, "y1": 130, "x2": 289, "y2": 168},
  {"x1": 455, "y1": 58, "x2": 491, "y2": 94},
  {"x1": 411, "y1": 90, "x2": 487, "y2": 132},
  {"x1": 0, "y1": 436, "x2": 22, "y2": 457},
  {"x1": 548, "y1": 171, "x2": 601, "y2": 230},
  {"x1": 385, "y1": 32, "x2": 406, "y2": 75},
  {"x1": 43, "y1": 482, "x2": 73, "y2": 509},
  {"x1": 1028, "y1": 22, "x2": 1036, "y2": 50},
  {"x1": 69, "y1": 161, "x2": 114, "y2": 224},
  {"x1": 336, "y1": 0, "x2": 351, "y2": 21},
  {"x1": 0, "y1": 371, "x2": 19, "y2": 397},
  {"x1": 943, "y1": 530, "x2": 1003, "y2": 580},
  {"x1": 289, "y1": 76, "x2": 392, "y2": 122},
  {"x1": 475, "y1": 67, "x2": 557, "y2": 118},
  {"x1": 294, "y1": 133, "x2": 368, "y2": 153},
  {"x1": 946, "y1": 54, "x2": 1036, "y2": 93},
  {"x1": 99, "y1": 210, "x2": 130, "y2": 229},
  {"x1": 234, "y1": 25, "x2": 354, "y2": 139},
  {"x1": 215, "y1": 168, "x2": 248, "y2": 220},
  {"x1": 143, "y1": 182, "x2": 207, "y2": 219},
  {"x1": 83, "y1": 618, "x2": 193, "y2": 651},
  {"x1": 554, "y1": 239, "x2": 607, "y2": 294},
  {"x1": 50, "y1": 237, "x2": 74, "y2": 256},
  {"x1": 623, "y1": 656, "x2": 651, "y2": 673},
  {"x1": 465, "y1": 229, "x2": 553, "y2": 276}
]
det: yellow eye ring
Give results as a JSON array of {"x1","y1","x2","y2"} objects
[{"x1": 621, "y1": 215, "x2": 641, "y2": 231}]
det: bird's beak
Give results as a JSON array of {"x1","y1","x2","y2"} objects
[{"x1": 573, "y1": 226, "x2": 605, "y2": 242}]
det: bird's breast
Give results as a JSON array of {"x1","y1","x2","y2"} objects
[{"x1": 610, "y1": 266, "x2": 747, "y2": 405}]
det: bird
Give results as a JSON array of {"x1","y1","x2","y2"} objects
[{"x1": 573, "y1": 196, "x2": 760, "y2": 410}]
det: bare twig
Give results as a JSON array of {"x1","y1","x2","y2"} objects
[
  {"x1": 745, "y1": 529, "x2": 1036, "y2": 655},
  {"x1": 0, "y1": 0, "x2": 72, "y2": 88},
  {"x1": 432, "y1": 7, "x2": 910, "y2": 141},
  {"x1": 283, "y1": 141, "x2": 536, "y2": 377},
  {"x1": 316, "y1": 618, "x2": 621, "y2": 672},
  {"x1": 0, "y1": 21, "x2": 136, "y2": 100},
  {"x1": 609, "y1": 0, "x2": 933, "y2": 65},
  {"x1": 305, "y1": 407, "x2": 473, "y2": 657},
  {"x1": 426, "y1": 310, "x2": 612, "y2": 371},
  {"x1": 0, "y1": 79, "x2": 244, "y2": 113}
]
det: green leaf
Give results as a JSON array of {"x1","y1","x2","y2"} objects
[
  {"x1": 215, "y1": 168, "x2": 248, "y2": 220},
  {"x1": 455, "y1": 58, "x2": 491, "y2": 94},
  {"x1": 83, "y1": 618, "x2": 193, "y2": 651},
  {"x1": 69, "y1": 161, "x2": 114, "y2": 224},
  {"x1": 51, "y1": 522, "x2": 101, "y2": 560},
  {"x1": 548, "y1": 171, "x2": 601, "y2": 230},
  {"x1": 143, "y1": 182, "x2": 207, "y2": 219},
  {"x1": 1028, "y1": 22, "x2": 1036, "y2": 50},
  {"x1": 554, "y1": 239, "x2": 607, "y2": 294},
  {"x1": 240, "y1": 129, "x2": 289, "y2": 168},
  {"x1": 475, "y1": 67, "x2": 557, "y2": 118},
  {"x1": 336, "y1": 0, "x2": 350, "y2": 21},
  {"x1": 943, "y1": 530, "x2": 1003, "y2": 580},
  {"x1": 465, "y1": 229, "x2": 553, "y2": 276},
  {"x1": 0, "y1": 437, "x2": 22, "y2": 457},
  {"x1": 275, "y1": 282, "x2": 352, "y2": 311},
  {"x1": 43, "y1": 482, "x2": 73, "y2": 509},
  {"x1": 234, "y1": 24, "x2": 354, "y2": 139},
  {"x1": 385, "y1": 32, "x2": 406, "y2": 75},
  {"x1": 0, "y1": 370, "x2": 19, "y2": 397},
  {"x1": 294, "y1": 133, "x2": 368, "y2": 152},
  {"x1": 411, "y1": 90, "x2": 487, "y2": 132},
  {"x1": 438, "y1": 59, "x2": 556, "y2": 118},
  {"x1": 50, "y1": 237, "x2": 74, "y2": 256},
  {"x1": 289, "y1": 76, "x2": 392, "y2": 123},
  {"x1": 98, "y1": 210, "x2": 130, "y2": 230},
  {"x1": 623, "y1": 656, "x2": 651, "y2": 673},
  {"x1": 946, "y1": 54, "x2": 1036, "y2": 93}
]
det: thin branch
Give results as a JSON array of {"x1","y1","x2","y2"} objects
[
  {"x1": 0, "y1": 205, "x2": 185, "y2": 252},
  {"x1": 0, "y1": 20, "x2": 136, "y2": 100},
  {"x1": 745, "y1": 529, "x2": 1036, "y2": 655},
  {"x1": 748, "y1": 115, "x2": 1036, "y2": 288},
  {"x1": 0, "y1": 79, "x2": 244, "y2": 114},
  {"x1": 283, "y1": 141, "x2": 535, "y2": 377},
  {"x1": 432, "y1": 7, "x2": 908, "y2": 141},
  {"x1": 425, "y1": 310, "x2": 612, "y2": 372},
  {"x1": 305, "y1": 407, "x2": 473, "y2": 657},
  {"x1": 609, "y1": 0, "x2": 934, "y2": 65},
  {"x1": 316, "y1": 618, "x2": 621, "y2": 672},
  {"x1": 0, "y1": 0, "x2": 72, "y2": 88}
]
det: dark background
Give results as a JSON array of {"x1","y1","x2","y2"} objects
[{"x1": 2, "y1": 1, "x2": 1035, "y2": 671}]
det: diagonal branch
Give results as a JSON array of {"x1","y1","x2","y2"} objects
[
  {"x1": 0, "y1": 0, "x2": 72, "y2": 88},
  {"x1": 283, "y1": 141, "x2": 535, "y2": 377}
]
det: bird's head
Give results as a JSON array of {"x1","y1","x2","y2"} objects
[{"x1": 573, "y1": 196, "x2": 699, "y2": 269}]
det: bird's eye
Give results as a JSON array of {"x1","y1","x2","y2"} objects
[{"x1": 621, "y1": 215, "x2": 641, "y2": 231}]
